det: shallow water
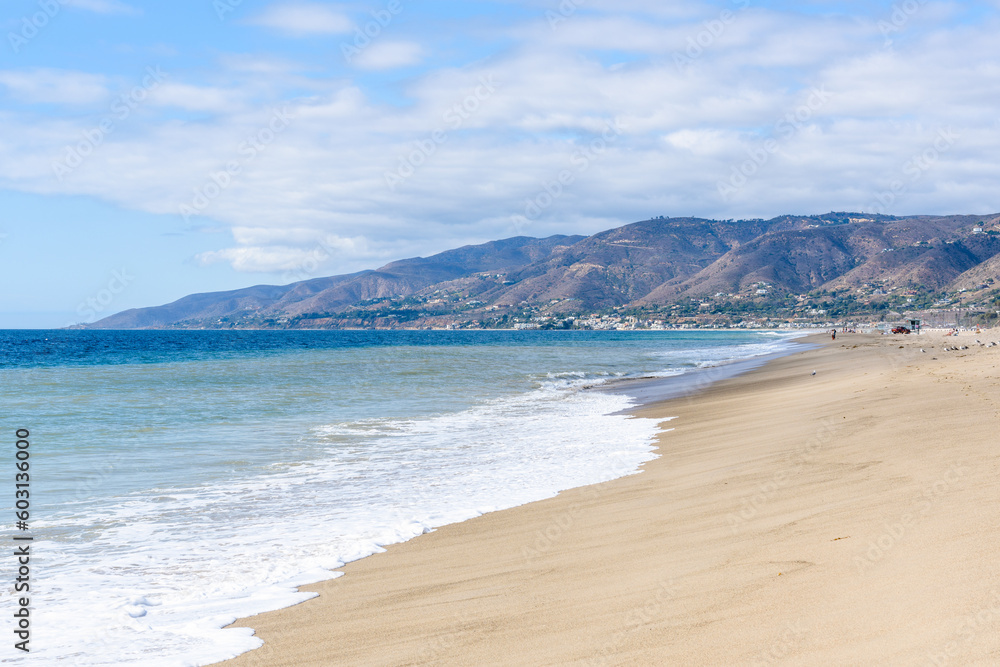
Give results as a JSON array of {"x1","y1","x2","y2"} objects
[{"x1": 0, "y1": 329, "x2": 801, "y2": 665}]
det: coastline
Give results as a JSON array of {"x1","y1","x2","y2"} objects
[
  {"x1": 597, "y1": 335, "x2": 814, "y2": 407},
  {"x1": 214, "y1": 331, "x2": 1000, "y2": 666}
]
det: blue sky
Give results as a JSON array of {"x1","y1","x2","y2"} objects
[{"x1": 1, "y1": 0, "x2": 999, "y2": 327}]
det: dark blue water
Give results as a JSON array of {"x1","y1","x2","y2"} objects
[
  {"x1": 0, "y1": 328, "x2": 802, "y2": 666},
  {"x1": 0, "y1": 329, "x2": 784, "y2": 369}
]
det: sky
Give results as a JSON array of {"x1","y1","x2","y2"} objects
[{"x1": 1, "y1": 0, "x2": 999, "y2": 327}]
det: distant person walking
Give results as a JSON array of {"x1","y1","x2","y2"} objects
[{"x1": 831, "y1": 330, "x2": 836, "y2": 341}]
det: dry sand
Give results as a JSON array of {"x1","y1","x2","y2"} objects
[{"x1": 215, "y1": 332, "x2": 1000, "y2": 666}]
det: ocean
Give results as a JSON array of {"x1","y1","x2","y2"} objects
[{"x1": 0, "y1": 329, "x2": 802, "y2": 665}]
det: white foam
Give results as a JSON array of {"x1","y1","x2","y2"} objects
[
  {"x1": 653, "y1": 331, "x2": 806, "y2": 368},
  {"x1": 13, "y1": 383, "x2": 663, "y2": 666},
  {"x1": 5, "y1": 332, "x2": 798, "y2": 665}
]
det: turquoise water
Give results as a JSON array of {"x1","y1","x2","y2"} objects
[{"x1": 0, "y1": 329, "x2": 800, "y2": 665}]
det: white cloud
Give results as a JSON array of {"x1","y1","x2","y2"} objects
[
  {"x1": 148, "y1": 83, "x2": 242, "y2": 113},
  {"x1": 219, "y1": 54, "x2": 302, "y2": 75},
  {"x1": 232, "y1": 227, "x2": 333, "y2": 246},
  {"x1": 247, "y1": 2, "x2": 353, "y2": 35},
  {"x1": 2, "y1": 6, "x2": 1000, "y2": 276},
  {"x1": 353, "y1": 41, "x2": 425, "y2": 70},
  {"x1": 583, "y1": 0, "x2": 702, "y2": 18},
  {"x1": 196, "y1": 233, "x2": 369, "y2": 273},
  {"x1": 196, "y1": 246, "x2": 318, "y2": 272},
  {"x1": 664, "y1": 129, "x2": 729, "y2": 155},
  {"x1": 64, "y1": 0, "x2": 140, "y2": 15},
  {"x1": 0, "y1": 69, "x2": 108, "y2": 105},
  {"x1": 523, "y1": 16, "x2": 683, "y2": 54}
]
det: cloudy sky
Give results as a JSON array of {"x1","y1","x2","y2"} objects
[{"x1": 1, "y1": 0, "x2": 999, "y2": 326}]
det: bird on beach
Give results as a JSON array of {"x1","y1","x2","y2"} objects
[{"x1": 811, "y1": 370, "x2": 816, "y2": 375}]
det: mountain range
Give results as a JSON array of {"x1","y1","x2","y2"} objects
[{"x1": 87, "y1": 212, "x2": 1000, "y2": 329}]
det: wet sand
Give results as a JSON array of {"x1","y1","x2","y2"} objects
[{"x1": 215, "y1": 331, "x2": 1000, "y2": 666}]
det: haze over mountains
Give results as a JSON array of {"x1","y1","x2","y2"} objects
[{"x1": 87, "y1": 213, "x2": 1000, "y2": 329}]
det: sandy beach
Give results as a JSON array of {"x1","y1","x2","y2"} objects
[{"x1": 215, "y1": 332, "x2": 1000, "y2": 666}]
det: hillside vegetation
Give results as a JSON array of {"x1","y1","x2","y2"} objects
[{"x1": 87, "y1": 213, "x2": 1000, "y2": 329}]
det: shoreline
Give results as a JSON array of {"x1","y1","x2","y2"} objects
[
  {"x1": 599, "y1": 335, "x2": 813, "y2": 408},
  {"x1": 214, "y1": 330, "x2": 1000, "y2": 665}
]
